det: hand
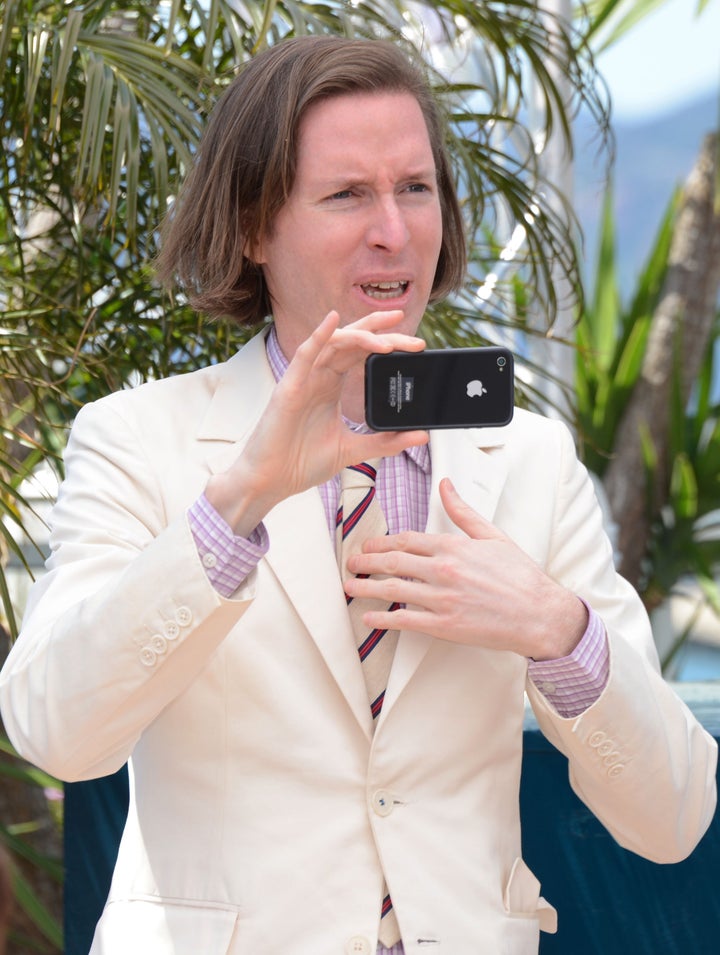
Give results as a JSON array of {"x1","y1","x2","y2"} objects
[
  {"x1": 344, "y1": 478, "x2": 588, "y2": 660},
  {"x1": 205, "y1": 309, "x2": 429, "y2": 535}
]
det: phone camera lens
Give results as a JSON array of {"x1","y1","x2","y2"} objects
[{"x1": 497, "y1": 356, "x2": 507, "y2": 368}]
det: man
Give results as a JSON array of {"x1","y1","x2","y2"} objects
[{"x1": 0, "y1": 35, "x2": 716, "y2": 955}]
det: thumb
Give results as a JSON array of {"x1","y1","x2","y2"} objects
[{"x1": 438, "y1": 477, "x2": 504, "y2": 541}]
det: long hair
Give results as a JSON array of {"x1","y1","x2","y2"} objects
[{"x1": 155, "y1": 35, "x2": 466, "y2": 325}]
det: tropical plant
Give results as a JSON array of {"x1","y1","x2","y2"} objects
[
  {"x1": 582, "y1": 0, "x2": 715, "y2": 50},
  {"x1": 599, "y1": 129, "x2": 720, "y2": 589},
  {"x1": 576, "y1": 170, "x2": 720, "y2": 669},
  {"x1": 0, "y1": 0, "x2": 613, "y2": 946},
  {"x1": 0, "y1": 0, "x2": 610, "y2": 629},
  {"x1": 575, "y1": 184, "x2": 677, "y2": 480}
]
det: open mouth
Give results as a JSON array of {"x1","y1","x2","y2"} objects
[{"x1": 361, "y1": 280, "x2": 409, "y2": 301}]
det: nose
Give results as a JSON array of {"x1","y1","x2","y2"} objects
[{"x1": 366, "y1": 196, "x2": 410, "y2": 254}]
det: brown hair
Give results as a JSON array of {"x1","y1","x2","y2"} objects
[{"x1": 155, "y1": 35, "x2": 467, "y2": 326}]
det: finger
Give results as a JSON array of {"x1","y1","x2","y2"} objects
[
  {"x1": 345, "y1": 576, "x2": 431, "y2": 614},
  {"x1": 345, "y1": 430, "x2": 429, "y2": 465},
  {"x1": 325, "y1": 326, "x2": 425, "y2": 363},
  {"x1": 347, "y1": 309, "x2": 405, "y2": 332},
  {"x1": 345, "y1": 548, "x2": 431, "y2": 584},
  {"x1": 439, "y1": 478, "x2": 505, "y2": 541},
  {"x1": 355, "y1": 530, "x2": 440, "y2": 558},
  {"x1": 290, "y1": 310, "x2": 341, "y2": 372},
  {"x1": 361, "y1": 605, "x2": 444, "y2": 639}
]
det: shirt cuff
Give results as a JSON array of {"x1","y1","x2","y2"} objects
[
  {"x1": 187, "y1": 493, "x2": 269, "y2": 598},
  {"x1": 528, "y1": 603, "x2": 609, "y2": 718}
]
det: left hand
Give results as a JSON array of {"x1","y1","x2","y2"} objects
[{"x1": 344, "y1": 478, "x2": 588, "y2": 660}]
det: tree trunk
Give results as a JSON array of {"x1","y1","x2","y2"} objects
[{"x1": 603, "y1": 132, "x2": 720, "y2": 594}]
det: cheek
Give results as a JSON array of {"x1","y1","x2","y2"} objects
[{"x1": 420, "y1": 206, "x2": 444, "y2": 257}]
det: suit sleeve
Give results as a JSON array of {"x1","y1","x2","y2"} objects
[
  {"x1": 0, "y1": 398, "x2": 253, "y2": 782},
  {"x1": 525, "y1": 420, "x2": 717, "y2": 863}
]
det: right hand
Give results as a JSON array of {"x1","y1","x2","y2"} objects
[{"x1": 204, "y1": 309, "x2": 429, "y2": 535}]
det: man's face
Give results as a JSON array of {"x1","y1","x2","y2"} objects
[{"x1": 254, "y1": 91, "x2": 444, "y2": 356}]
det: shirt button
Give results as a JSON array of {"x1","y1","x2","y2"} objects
[
  {"x1": 164, "y1": 621, "x2": 180, "y2": 640},
  {"x1": 540, "y1": 681, "x2": 557, "y2": 695},
  {"x1": 175, "y1": 606, "x2": 193, "y2": 627},
  {"x1": 139, "y1": 647, "x2": 157, "y2": 667},
  {"x1": 345, "y1": 937, "x2": 371, "y2": 955},
  {"x1": 150, "y1": 634, "x2": 168, "y2": 654},
  {"x1": 202, "y1": 552, "x2": 218, "y2": 569},
  {"x1": 371, "y1": 790, "x2": 395, "y2": 817}
]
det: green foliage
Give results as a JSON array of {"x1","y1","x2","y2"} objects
[
  {"x1": 580, "y1": 0, "x2": 714, "y2": 50},
  {"x1": 575, "y1": 184, "x2": 678, "y2": 475},
  {"x1": 0, "y1": 0, "x2": 611, "y2": 628},
  {"x1": 0, "y1": 735, "x2": 63, "y2": 950},
  {"x1": 644, "y1": 317, "x2": 720, "y2": 614},
  {"x1": 2, "y1": 0, "x2": 705, "y2": 943},
  {"x1": 0, "y1": 3, "x2": 611, "y2": 944},
  {"x1": 576, "y1": 183, "x2": 720, "y2": 661}
]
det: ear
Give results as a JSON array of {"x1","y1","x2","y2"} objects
[
  {"x1": 244, "y1": 236, "x2": 265, "y2": 266},
  {"x1": 242, "y1": 214, "x2": 270, "y2": 265}
]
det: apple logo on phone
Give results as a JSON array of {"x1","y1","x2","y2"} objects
[{"x1": 466, "y1": 380, "x2": 487, "y2": 398}]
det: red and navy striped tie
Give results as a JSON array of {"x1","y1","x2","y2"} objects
[
  {"x1": 336, "y1": 459, "x2": 401, "y2": 946},
  {"x1": 336, "y1": 461, "x2": 400, "y2": 720}
]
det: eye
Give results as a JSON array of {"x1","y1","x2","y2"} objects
[
  {"x1": 328, "y1": 189, "x2": 355, "y2": 201},
  {"x1": 405, "y1": 181, "x2": 432, "y2": 194}
]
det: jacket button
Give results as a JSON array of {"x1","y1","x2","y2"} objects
[
  {"x1": 175, "y1": 606, "x2": 193, "y2": 627},
  {"x1": 588, "y1": 731, "x2": 606, "y2": 747},
  {"x1": 345, "y1": 937, "x2": 371, "y2": 954},
  {"x1": 608, "y1": 763, "x2": 625, "y2": 778},
  {"x1": 150, "y1": 634, "x2": 168, "y2": 654},
  {"x1": 371, "y1": 790, "x2": 395, "y2": 817},
  {"x1": 163, "y1": 620, "x2": 180, "y2": 640},
  {"x1": 139, "y1": 647, "x2": 157, "y2": 667}
]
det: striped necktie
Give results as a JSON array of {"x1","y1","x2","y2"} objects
[{"x1": 336, "y1": 460, "x2": 401, "y2": 946}]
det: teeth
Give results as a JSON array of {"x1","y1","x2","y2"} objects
[{"x1": 362, "y1": 281, "x2": 408, "y2": 299}]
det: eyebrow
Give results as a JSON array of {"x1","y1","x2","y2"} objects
[{"x1": 313, "y1": 167, "x2": 439, "y2": 189}]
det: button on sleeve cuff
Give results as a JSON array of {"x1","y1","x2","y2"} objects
[
  {"x1": 528, "y1": 604, "x2": 610, "y2": 718},
  {"x1": 187, "y1": 493, "x2": 269, "y2": 598}
]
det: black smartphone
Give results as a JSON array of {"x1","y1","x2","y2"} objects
[{"x1": 365, "y1": 347, "x2": 514, "y2": 431}]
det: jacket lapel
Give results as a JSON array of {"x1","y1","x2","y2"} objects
[
  {"x1": 199, "y1": 331, "x2": 374, "y2": 738},
  {"x1": 263, "y1": 493, "x2": 374, "y2": 738},
  {"x1": 380, "y1": 426, "x2": 509, "y2": 723}
]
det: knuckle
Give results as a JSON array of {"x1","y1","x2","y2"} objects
[
  {"x1": 385, "y1": 552, "x2": 402, "y2": 575},
  {"x1": 435, "y1": 557, "x2": 458, "y2": 583}
]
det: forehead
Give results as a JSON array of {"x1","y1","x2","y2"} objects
[{"x1": 294, "y1": 91, "x2": 436, "y2": 178}]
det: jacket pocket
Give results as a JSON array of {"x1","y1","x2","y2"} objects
[
  {"x1": 503, "y1": 857, "x2": 557, "y2": 934},
  {"x1": 90, "y1": 898, "x2": 239, "y2": 954}
]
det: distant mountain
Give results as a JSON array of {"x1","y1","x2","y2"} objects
[{"x1": 574, "y1": 90, "x2": 719, "y2": 298}]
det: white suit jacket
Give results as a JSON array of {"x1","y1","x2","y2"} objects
[{"x1": 0, "y1": 331, "x2": 716, "y2": 955}]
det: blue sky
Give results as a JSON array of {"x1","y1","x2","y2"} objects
[{"x1": 595, "y1": 0, "x2": 720, "y2": 119}]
